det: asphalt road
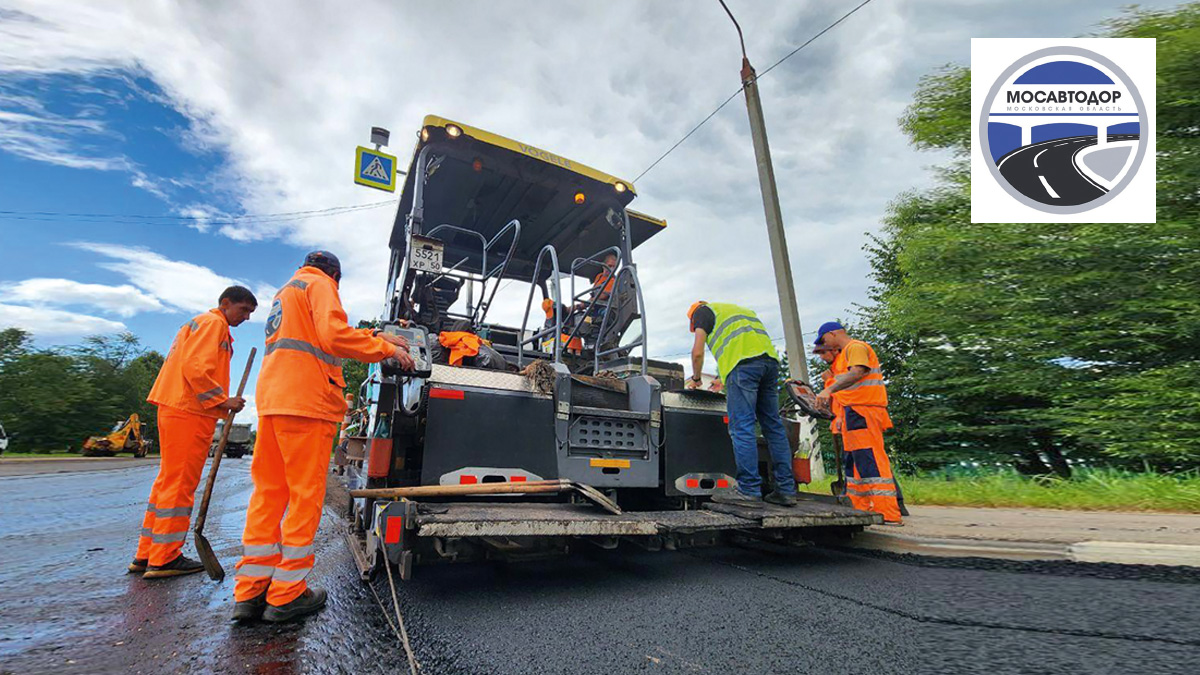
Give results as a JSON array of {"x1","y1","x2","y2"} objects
[
  {"x1": 996, "y1": 134, "x2": 1139, "y2": 206},
  {"x1": 2, "y1": 462, "x2": 1197, "y2": 674}
]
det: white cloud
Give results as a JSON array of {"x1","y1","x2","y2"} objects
[
  {"x1": 0, "y1": 278, "x2": 164, "y2": 317},
  {"x1": 0, "y1": 0, "x2": 1176, "y2": 359},
  {"x1": 68, "y1": 241, "x2": 266, "y2": 317},
  {"x1": 0, "y1": 302, "x2": 126, "y2": 337}
]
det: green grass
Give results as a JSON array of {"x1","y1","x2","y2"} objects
[{"x1": 799, "y1": 469, "x2": 1200, "y2": 513}]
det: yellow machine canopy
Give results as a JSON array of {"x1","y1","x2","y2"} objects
[{"x1": 389, "y1": 116, "x2": 665, "y2": 281}]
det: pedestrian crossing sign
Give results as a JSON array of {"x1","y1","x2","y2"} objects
[{"x1": 354, "y1": 146, "x2": 398, "y2": 192}]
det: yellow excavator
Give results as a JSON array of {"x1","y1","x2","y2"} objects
[{"x1": 82, "y1": 414, "x2": 151, "y2": 457}]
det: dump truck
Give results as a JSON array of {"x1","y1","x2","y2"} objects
[
  {"x1": 339, "y1": 116, "x2": 878, "y2": 580},
  {"x1": 211, "y1": 420, "x2": 253, "y2": 458},
  {"x1": 82, "y1": 414, "x2": 150, "y2": 457}
]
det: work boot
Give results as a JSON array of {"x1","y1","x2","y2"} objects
[
  {"x1": 763, "y1": 491, "x2": 798, "y2": 507},
  {"x1": 127, "y1": 558, "x2": 148, "y2": 574},
  {"x1": 263, "y1": 588, "x2": 328, "y2": 623},
  {"x1": 231, "y1": 592, "x2": 268, "y2": 623},
  {"x1": 142, "y1": 554, "x2": 204, "y2": 579},
  {"x1": 710, "y1": 489, "x2": 763, "y2": 507}
]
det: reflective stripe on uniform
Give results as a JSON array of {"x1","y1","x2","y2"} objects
[
  {"x1": 281, "y1": 544, "x2": 313, "y2": 559},
  {"x1": 141, "y1": 527, "x2": 153, "y2": 537},
  {"x1": 285, "y1": 279, "x2": 308, "y2": 291},
  {"x1": 196, "y1": 387, "x2": 225, "y2": 401},
  {"x1": 219, "y1": 340, "x2": 232, "y2": 351},
  {"x1": 150, "y1": 531, "x2": 188, "y2": 543},
  {"x1": 712, "y1": 324, "x2": 771, "y2": 361},
  {"x1": 272, "y1": 566, "x2": 312, "y2": 583},
  {"x1": 236, "y1": 564, "x2": 276, "y2": 579},
  {"x1": 265, "y1": 337, "x2": 343, "y2": 366},
  {"x1": 244, "y1": 543, "x2": 281, "y2": 557},
  {"x1": 847, "y1": 476, "x2": 895, "y2": 486},
  {"x1": 710, "y1": 314, "x2": 760, "y2": 345},
  {"x1": 186, "y1": 320, "x2": 200, "y2": 331},
  {"x1": 847, "y1": 488, "x2": 897, "y2": 497},
  {"x1": 154, "y1": 506, "x2": 193, "y2": 518}
]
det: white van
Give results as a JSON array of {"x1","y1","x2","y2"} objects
[{"x1": 0, "y1": 421, "x2": 8, "y2": 453}]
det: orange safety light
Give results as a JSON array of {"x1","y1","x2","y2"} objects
[
  {"x1": 574, "y1": 191, "x2": 586, "y2": 205},
  {"x1": 472, "y1": 158, "x2": 483, "y2": 172}
]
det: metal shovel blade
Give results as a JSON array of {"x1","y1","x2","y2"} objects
[{"x1": 195, "y1": 531, "x2": 225, "y2": 581}]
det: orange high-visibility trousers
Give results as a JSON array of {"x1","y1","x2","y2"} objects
[
  {"x1": 135, "y1": 406, "x2": 217, "y2": 565},
  {"x1": 839, "y1": 404, "x2": 901, "y2": 524},
  {"x1": 234, "y1": 414, "x2": 337, "y2": 606}
]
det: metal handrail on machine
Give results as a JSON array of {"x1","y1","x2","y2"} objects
[
  {"x1": 518, "y1": 245, "x2": 564, "y2": 365},
  {"x1": 424, "y1": 219, "x2": 521, "y2": 328}
]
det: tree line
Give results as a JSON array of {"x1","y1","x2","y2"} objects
[
  {"x1": 850, "y1": 4, "x2": 1200, "y2": 476},
  {"x1": 0, "y1": 328, "x2": 164, "y2": 452}
]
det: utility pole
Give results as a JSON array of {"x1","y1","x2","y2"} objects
[
  {"x1": 719, "y1": 1, "x2": 822, "y2": 480},
  {"x1": 719, "y1": 0, "x2": 809, "y2": 383}
]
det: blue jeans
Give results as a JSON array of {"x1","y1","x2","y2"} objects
[{"x1": 724, "y1": 357, "x2": 796, "y2": 497}]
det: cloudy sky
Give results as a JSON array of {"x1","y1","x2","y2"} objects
[{"x1": 0, "y1": 0, "x2": 1179, "y2": 408}]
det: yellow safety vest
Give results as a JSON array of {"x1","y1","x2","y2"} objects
[{"x1": 704, "y1": 302, "x2": 778, "y2": 378}]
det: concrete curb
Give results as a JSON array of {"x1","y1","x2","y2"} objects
[{"x1": 848, "y1": 530, "x2": 1200, "y2": 567}]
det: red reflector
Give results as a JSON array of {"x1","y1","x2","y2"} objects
[
  {"x1": 510, "y1": 475, "x2": 527, "y2": 482},
  {"x1": 430, "y1": 387, "x2": 465, "y2": 400},
  {"x1": 722, "y1": 416, "x2": 729, "y2": 425},
  {"x1": 716, "y1": 479, "x2": 730, "y2": 488},
  {"x1": 686, "y1": 478, "x2": 699, "y2": 489},
  {"x1": 385, "y1": 516, "x2": 404, "y2": 544},
  {"x1": 459, "y1": 475, "x2": 478, "y2": 484}
]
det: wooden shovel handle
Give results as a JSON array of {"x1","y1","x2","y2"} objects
[
  {"x1": 350, "y1": 479, "x2": 571, "y2": 500},
  {"x1": 193, "y1": 347, "x2": 256, "y2": 533}
]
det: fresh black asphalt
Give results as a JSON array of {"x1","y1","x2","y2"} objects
[
  {"x1": 995, "y1": 134, "x2": 1139, "y2": 206},
  {"x1": 1, "y1": 461, "x2": 1196, "y2": 674}
]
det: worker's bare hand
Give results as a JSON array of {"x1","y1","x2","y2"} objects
[
  {"x1": 391, "y1": 344, "x2": 417, "y2": 371},
  {"x1": 708, "y1": 379, "x2": 723, "y2": 393},
  {"x1": 815, "y1": 390, "x2": 833, "y2": 407},
  {"x1": 218, "y1": 396, "x2": 246, "y2": 413},
  {"x1": 378, "y1": 332, "x2": 410, "y2": 349}
]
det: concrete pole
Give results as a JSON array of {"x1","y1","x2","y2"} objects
[
  {"x1": 740, "y1": 58, "x2": 810, "y2": 384},
  {"x1": 718, "y1": 1, "x2": 822, "y2": 480}
]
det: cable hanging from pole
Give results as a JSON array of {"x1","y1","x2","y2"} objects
[{"x1": 633, "y1": 0, "x2": 877, "y2": 184}]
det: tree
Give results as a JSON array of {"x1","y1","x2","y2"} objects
[{"x1": 858, "y1": 5, "x2": 1200, "y2": 472}]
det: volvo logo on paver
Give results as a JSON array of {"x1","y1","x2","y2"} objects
[{"x1": 979, "y1": 47, "x2": 1148, "y2": 214}]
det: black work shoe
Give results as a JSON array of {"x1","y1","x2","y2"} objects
[
  {"x1": 142, "y1": 554, "x2": 204, "y2": 579},
  {"x1": 710, "y1": 489, "x2": 763, "y2": 507},
  {"x1": 763, "y1": 491, "x2": 798, "y2": 507},
  {"x1": 231, "y1": 592, "x2": 268, "y2": 623},
  {"x1": 127, "y1": 558, "x2": 148, "y2": 574},
  {"x1": 263, "y1": 588, "x2": 328, "y2": 623}
]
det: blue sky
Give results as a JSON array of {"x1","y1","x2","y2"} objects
[{"x1": 0, "y1": 0, "x2": 1182, "y2": 415}]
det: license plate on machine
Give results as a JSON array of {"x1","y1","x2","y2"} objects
[{"x1": 409, "y1": 236, "x2": 443, "y2": 273}]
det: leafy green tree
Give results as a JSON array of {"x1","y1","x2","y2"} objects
[{"x1": 859, "y1": 5, "x2": 1200, "y2": 473}]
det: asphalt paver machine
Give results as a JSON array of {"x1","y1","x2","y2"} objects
[{"x1": 341, "y1": 116, "x2": 878, "y2": 579}]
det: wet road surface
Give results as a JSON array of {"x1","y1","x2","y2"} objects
[{"x1": 2, "y1": 463, "x2": 1198, "y2": 674}]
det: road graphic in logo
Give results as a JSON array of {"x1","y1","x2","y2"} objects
[
  {"x1": 265, "y1": 298, "x2": 283, "y2": 338},
  {"x1": 978, "y1": 47, "x2": 1148, "y2": 214}
]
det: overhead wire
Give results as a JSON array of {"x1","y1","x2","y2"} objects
[
  {"x1": 632, "y1": 0, "x2": 878, "y2": 185},
  {"x1": 0, "y1": 200, "x2": 398, "y2": 227}
]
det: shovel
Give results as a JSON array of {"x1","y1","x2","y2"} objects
[{"x1": 194, "y1": 347, "x2": 256, "y2": 581}]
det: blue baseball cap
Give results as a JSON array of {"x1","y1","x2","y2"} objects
[{"x1": 814, "y1": 321, "x2": 844, "y2": 345}]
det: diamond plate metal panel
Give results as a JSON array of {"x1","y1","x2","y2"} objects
[{"x1": 428, "y1": 364, "x2": 548, "y2": 397}]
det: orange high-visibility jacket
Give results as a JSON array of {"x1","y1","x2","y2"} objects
[
  {"x1": 831, "y1": 339, "x2": 888, "y2": 408},
  {"x1": 257, "y1": 266, "x2": 394, "y2": 422},
  {"x1": 147, "y1": 309, "x2": 233, "y2": 418},
  {"x1": 439, "y1": 331, "x2": 482, "y2": 366}
]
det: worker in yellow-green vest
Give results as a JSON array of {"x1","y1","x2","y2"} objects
[{"x1": 686, "y1": 301, "x2": 797, "y2": 508}]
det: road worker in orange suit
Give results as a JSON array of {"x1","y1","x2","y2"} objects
[
  {"x1": 132, "y1": 286, "x2": 257, "y2": 578},
  {"x1": 814, "y1": 322, "x2": 902, "y2": 524},
  {"x1": 233, "y1": 251, "x2": 415, "y2": 623}
]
